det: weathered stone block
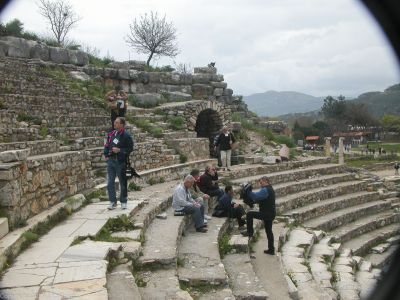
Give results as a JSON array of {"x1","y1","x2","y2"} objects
[
  {"x1": 49, "y1": 47, "x2": 70, "y2": 64},
  {"x1": 0, "y1": 218, "x2": 9, "y2": 239},
  {"x1": 193, "y1": 67, "x2": 217, "y2": 74},
  {"x1": 0, "y1": 149, "x2": 30, "y2": 163}
]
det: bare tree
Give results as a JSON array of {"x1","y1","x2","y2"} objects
[
  {"x1": 126, "y1": 12, "x2": 179, "y2": 66},
  {"x1": 37, "y1": 0, "x2": 81, "y2": 46}
]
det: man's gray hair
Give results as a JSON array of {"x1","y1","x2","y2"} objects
[
  {"x1": 260, "y1": 176, "x2": 270, "y2": 183},
  {"x1": 184, "y1": 175, "x2": 195, "y2": 182}
]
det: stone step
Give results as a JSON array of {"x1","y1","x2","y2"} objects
[
  {"x1": 303, "y1": 199, "x2": 393, "y2": 232},
  {"x1": 0, "y1": 218, "x2": 9, "y2": 240},
  {"x1": 28, "y1": 114, "x2": 109, "y2": 128},
  {"x1": 365, "y1": 244, "x2": 398, "y2": 268},
  {"x1": 0, "y1": 139, "x2": 60, "y2": 156},
  {"x1": 0, "y1": 93, "x2": 102, "y2": 109},
  {"x1": 277, "y1": 180, "x2": 368, "y2": 214},
  {"x1": 355, "y1": 267, "x2": 380, "y2": 300},
  {"x1": 198, "y1": 288, "x2": 235, "y2": 299},
  {"x1": 107, "y1": 265, "x2": 142, "y2": 300},
  {"x1": 137, "y1": 268, "x2": 192, "y2": 299},
  {"x1": 308, "y1": 238, "x2": 339, "y2": 299},
  {"x1": 284, "y1": 191, "x2": 380, "y2": 223},
  {"x1": 0, "y1": 126, "x2": 41, "y2": 143},
  {"x1": 281, "y1": 228, "x2": 334, "y2": 299},
  {"x1": 226, "y1": 157, "x2": 333, "y2": 180},
  {"x1": 162, "y1": 131, "x2": 198, "y2": 140},
  {"x1": 13, "y1": 104, "x2": 107, "y2": 117},
  {"x1": 139, "y1": 207, "x2": 187, "y2": 268},
  {"x1": 274, "y1": 173, "x2": 356, "y2": 198},
  {"x1": 49, "y1": 125, "x2": 110, "y2": 139},
  {"x1": 341, "y1": 223, "x2": 400, "y2": 256},
  {"x1": 222, "y1": 253, "x2": 269, "y2": 299},
  {"x1": 231, "y1": 163, "x2": 346, "y2": 188},
  {"x1": 178, "y1": 217, "x2": 229, "y2": 287},
  {"x1": 333, "y1": 253, "x2": 360, "y2": 300},
  {"x1": 330, "y1": 210, "x2": 400, "y2": 243}
]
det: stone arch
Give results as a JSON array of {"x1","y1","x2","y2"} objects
[
  {"x1": 195, "y1": 109, "x2": 223, "y2": 154},
  {"x1": 184, "y1": 100, "x2": 229, "y2": 155}
]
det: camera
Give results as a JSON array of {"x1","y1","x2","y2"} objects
[{"x1": 240, "y1": 183, "x2": 254, "y2": 208}]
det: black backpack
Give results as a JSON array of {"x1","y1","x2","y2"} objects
[{"x1": 240, "y1": 183, "x2": 254, "y2": 208}]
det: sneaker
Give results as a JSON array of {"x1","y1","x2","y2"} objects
[
  {"x1": 204, "y1": 219, "x2": 208, "y2": 225},
  {"x1": 196, "y1": 227, "x2": 208, "y2": 233},
  {"x1": 108, "y1": 202, "x2": 117, "y2": 210},
  {"x1": 241, "y1": 230, "x2": 253, "y2": 238},
  {"x1": 121, "y1": 203, "x2": 127, "y2": 210},
  {"x1": 204, "y1": 214, "x2": 212, "y2": 220},
  {"x1": 264, "y1": 249, "x2": 275, "y2": 255}
]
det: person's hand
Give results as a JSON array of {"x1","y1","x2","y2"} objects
[
  {"x1": 203, "y1": 194, "x2": 210, "y2": 200},
  {"x1": 194, "y1": 202, "x2": 201, "y2": 208},
  {"x1": 234, "y1": 203, "x2": 239, "y2": 208},
  {"x1": 112, "y1": 147, "x2": 120, "y2": 153}
]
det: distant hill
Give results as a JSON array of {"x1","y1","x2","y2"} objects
[
  {"x1": 243, "y1": 91, "x2": 324, "y2": 117},
  {"x1": 352, "y1": 84, "x2": 400, "y2": 118}
]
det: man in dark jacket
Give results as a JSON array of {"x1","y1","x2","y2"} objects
[
  {"x1": 214, "y1": 126, "x2": 235, "y2": 171},
  {"x1": 199, "y1": 166, "x2": 224, "y2": 198},
  {"x1": 241, "y1": 176, "x2": 276, "y2": 255},
  {"x1": 104, "y1": 117, "x2": 134, "y2": 210},
  {"x1": 216, "y1": 186, "x2": 246, "y2": 228}
]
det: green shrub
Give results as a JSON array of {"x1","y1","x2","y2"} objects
[
  {"x1": 40, "y1": 126, "x2": 49, "y2": 138},
  {"x1": 149, "y1": 127, "x2": 164, "y2": 138},
  {"x1": 274, "y1": 135, "x2": 295, "y2": 148},
  {"x1": 20, "y1": 231, "x2": 39, "y2": 251},
  {"x1": 168, "y1": 116, "x2": 185, "y2": 130},
  {"x1": 128, "y1": 182, "x2": 142, "y2": 191},
  {"x1": 179, "y1": 153, "x2": 188, "y2": 163}
]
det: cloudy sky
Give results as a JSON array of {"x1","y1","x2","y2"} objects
[{"x1": 1, "y1": 0, "x2": 399, "y2": 97}]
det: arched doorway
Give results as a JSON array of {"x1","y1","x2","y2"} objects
[{"x1": 195, "y1": 109, "x2": 223, "y2": 155}]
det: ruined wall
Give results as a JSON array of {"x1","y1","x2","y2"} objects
[{"x1": 0, "y1": 150, "x2": 94, "y2": 227}]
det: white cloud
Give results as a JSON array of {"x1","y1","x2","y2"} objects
[{"x1": 1, "y1": 0, "x2": 398, "y2": 97}]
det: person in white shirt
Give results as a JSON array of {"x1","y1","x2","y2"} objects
[{"x1": 172, "y1": 175, "x2": 207, "y2": 233}]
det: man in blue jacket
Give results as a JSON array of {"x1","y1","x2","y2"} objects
[
  {"x1": 104, "y1": 117, "x2": 134, "y2": 210},
  {"x1": 241, "y1": 176, "x2": 276, "y2": 255}
]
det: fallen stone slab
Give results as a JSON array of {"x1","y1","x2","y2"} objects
[
  {"x1": 0, "y1": 286, "x2": 40, "y2": 300},
  {"x1": 223, "y1": 253, "x2": 268, "y2": 299},
  {"x1": 53, "y1": 260, "x2": 107, "y2": 284},
  {"x1": 0, "y1": 263, "x2": 57, "y2": 288},
  {"x1": 39, "y1": 277, "x2": 108, "y2": 299},
  {"x1": 57, "y1": 240, "x2": 120, "y2": 262},
  {"x1": 111, "y1": 229, "x2": 141, "y2": 241}
]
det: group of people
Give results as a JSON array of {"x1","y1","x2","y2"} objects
[
  {"x1": 103, "y1": 86, "x2": 275, "y2": 254},
  {"x1": 171, "y1": 166, "x2": 276, "y2": 255}
]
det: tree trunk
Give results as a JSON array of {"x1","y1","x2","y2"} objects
[{"x1": 146, "y1": 51, "x2": 154, "y2": 66}]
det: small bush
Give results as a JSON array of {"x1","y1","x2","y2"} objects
[
  {"x1": 179, "y1": 153, "x2": 188, "y2": 163},
  {"x1": 128, "y1": 182, "x2": 142, "y2": 191},
  {"x1": 149, "y1": 127, "x2": 164, "y2": 138},
  {"x1": 274, "y1": 135, "x2": 295, "y2": 148},
  {"x1": 20, "y1": 231, "x2": 39, "y2": 251},
  {"x1": 168, "y1": 116, "x2": 185, "y2": 130}
]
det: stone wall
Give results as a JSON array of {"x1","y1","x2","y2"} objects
[
  {"x1": 0, "y1": 150, "x2": 94, "y2": 227},
  {"x1": 165, "y1": 138, "x2": 210, "y2": 161},
  {"x1": 0, "y1": 36, "x2": 89, "y2": 66},
  {"x1": 0, "y1": 140, "x2": 60, "y2": 156}
]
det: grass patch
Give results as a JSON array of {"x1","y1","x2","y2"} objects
[
  {"x1": 345, "y1": 155, "x2": 397, "y2": 168},
  {"x1": 168, "y1": 116, "x2": 186, "y2": 130},
  {"x1": 86, "y1": 189, "x2": 106, "y2": 201},
  {"x1": 17, "y1": 113, "x2": 42, "y2": 125},
  {"x1": 179, "y1": 153, "x2": 188, "y2": 163},
  {"x1": 20, "y1": 231, "x2": 39, "y2": 251},
  {"x1": 287, "y1": 271, "x2": 297, "y2": 287},
  {"x1": 128, "y1": 182, "x2": 142, "y2": 191},
  {"x1": 39, "y1": 126, "x2": 48, "y2": 138},
  {"x1": 148, "y1": 177, "x2": 165, "y2": 185},
  {"x1": 218, "y1": 232, "x2": 234, "y2": 258}
]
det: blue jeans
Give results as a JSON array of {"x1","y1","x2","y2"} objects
[
  {"x1": 107, "y1": 159, "x2": 127, "y2": 204},
  {"x1": 182, "y1": 204, "x2": 205, "y2": 229}
]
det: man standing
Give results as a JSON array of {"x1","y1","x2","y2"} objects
[
  {"x1": 104, "y1": 117, "x2": 133, "y2": 210},
  {"x1": 241, "y1": 176, "x2": 276, "y2": 255},
  {"x1": 173, "y1": 175, "x2": 208, "y2": 233},
  {"x1": 106, "y1": 86, "x2": 128, "y2": 130},
  {"x1": 214, "y1": 125, "x2": 235, "y2": 171}
]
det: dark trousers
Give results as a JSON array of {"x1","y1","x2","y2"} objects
[
  {"x1": 107, "y1": 159, "x2": 128, "y2": 204},
  {"x1": 246, "y1": 211, "x2": 274, "y2": 250},
  {"x1": 230, "y1": 205, "x2": 246, "y2": 226},
  {"x1": 182, "y1": 204, "x2": 205, "y2": 229}
]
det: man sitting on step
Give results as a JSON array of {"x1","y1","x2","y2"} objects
[
  {"x1": 199, "y1": 166, "x2": 224, "y2": 199},
  {"x1": 241, "y1": 176, "x2": 276, "y2": 255},
  {"x1": 189, "y1": 169, "x2": 212, "y2": 222},
  {"x1": 172, "y1": 175, "x2": 208, "y2": 233}
]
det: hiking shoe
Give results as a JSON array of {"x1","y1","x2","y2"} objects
[
  {"x1": 241, "y1": 230, "x2": 253, "y2": 238},
  {"x1": 121, "y1": 203, "x2": 127, "y2": 210},
  {"x1": 204, "y1": 214, "x2": 212, "y2": 220},
  {"x1": 264, "y1": 249, "x2": 275, "y2": 255},
  {"x1": 204, "y1": 219, "x2": 208, "y2": 225},
  {"x1": 108, "y1": 202, "x2": 117, "y2": 210},
  {"x1": 196, "y1": 227, "x2": 208, "y2": 233}
]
